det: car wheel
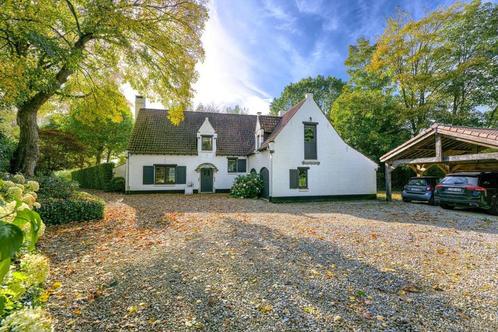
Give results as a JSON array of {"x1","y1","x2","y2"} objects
[
  {"x1": 440, "y1": 203, "x2": 454, "y2": 210},
  {"x1": 489, "y1": 196, "x2": 498, "y2": 216}
]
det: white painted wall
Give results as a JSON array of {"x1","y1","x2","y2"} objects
[
  {"x1": 126, "y1": 153, "x2": 247, "y2": 191},
  {"x1": 270, "y1": 95, "x2": 378, "y2": 197}
]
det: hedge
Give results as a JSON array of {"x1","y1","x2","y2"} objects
[
  {"x1": 36, "y1": 191, "x2": 105, "y2": 225},
  {"x1": 71, "y1": 163, "x2": 114, "y2": 190}
]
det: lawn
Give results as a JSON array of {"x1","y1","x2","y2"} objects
[{"x1": 40, "y1": 193, "x2": 498, "y2": 331}]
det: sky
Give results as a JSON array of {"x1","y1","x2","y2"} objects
[{"x1": 124, "y1": 0, "x2": 457, "y2": 115}]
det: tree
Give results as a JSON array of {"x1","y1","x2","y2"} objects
[
  {"x1": 0, "y1": 0, "x2": 208, "y2": 175},
  {"x1": 331, "y1": 88, "x2": 408, "y2": 162},
  {"x1": 369, "y1": 1, "x2": 497, "y2": 134},
  {"x1": 194, "y1": 103, "x2": 248, "y2": 114},
  {"x1": 64, "y1": 84, "x2": 134, "y2": 165},
  {"x1": 270, "y1": 75, "x2": 344, "y2": 115},
  {"x1": 331, "y1": 38, "x2": 409, "y2": 162},
  {"x1": 37, "y1": 128, "x2": 85, "y2": 174}
]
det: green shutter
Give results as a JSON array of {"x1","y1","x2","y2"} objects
[
  {"x1": 289, "y1": 169, "x2": 299, "y2": 189},
  {"x1": 143, "y1": 166, "x2": 154, "y2": 184},
  {"x1": 237, "y1": 159, "x2": 247, "y2": 172},
  {"x1": 176, "y1": 166, "x2": 187, "y2": 184}
]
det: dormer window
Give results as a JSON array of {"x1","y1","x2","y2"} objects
[{"x1": 201, "y1": 135, "x2": 213, "y2": 151}]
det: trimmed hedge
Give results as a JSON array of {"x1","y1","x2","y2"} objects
[
  {"x1": 35, "y1": 175, "x2": 78, "y2": 200},
  {"x1": 71, "y1": 163, "x2": 114, "y2": 190},
  {"x1": 107, "y1": 177, "x2": 125, "y2": 192},
  {"x1": 36, "y1": 191, "x2": 105, "y2": 225}
]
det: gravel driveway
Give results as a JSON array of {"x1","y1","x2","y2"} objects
[{"x1": 41, "y1": 193, "x2": 498, "y2": 331}]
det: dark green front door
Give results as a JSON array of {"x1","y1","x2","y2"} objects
[{"x1": 200, "y1": 168, "x2": 213, "y2": 193}]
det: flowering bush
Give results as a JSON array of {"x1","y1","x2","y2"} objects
[
  {"x1": 0, "y1": 174, "x2": 52, "y2": 330},
  {"x1": 230, "y1": 173, "x2": 264, "y2": 198},
  {"x1": 0, "y1": 307, "x2": 53, "y2": 332}
]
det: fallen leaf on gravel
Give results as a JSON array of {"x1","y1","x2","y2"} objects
[
  {"x1": 303, "y1": 306, "x2": 318, "y2": 315},
  {"x1": 257, "y1": 304, "x2": 273, "y2": 314}
]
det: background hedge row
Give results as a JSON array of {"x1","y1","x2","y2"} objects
[{"x1": 71, "y1": 163, "x2": 114, "y2": 190}]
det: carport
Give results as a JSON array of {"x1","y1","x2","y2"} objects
[{"x1": 380, "y1": 124, "x2": 498, "y2": 201}]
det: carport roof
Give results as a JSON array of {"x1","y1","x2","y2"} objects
[{"x1": 380, "y1": 123, "x2": 498, "y2": 163}]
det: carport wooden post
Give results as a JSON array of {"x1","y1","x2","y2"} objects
[{"x1": 385, "y1": 162, "x2": 393, "y2": 202}]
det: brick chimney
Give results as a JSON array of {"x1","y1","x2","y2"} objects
[{"x1": 135, "y1": 95, "x2": 145, "y2": 119}]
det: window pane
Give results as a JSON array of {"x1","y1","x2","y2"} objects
[
  {"x1": 228, "y1": 158, "x2": 237, "y2": 172},
  {"x1": 202, "y1": 136, "x2": 212, "y2": 150},
  {"x1": 298, "y1": 168, "x2": 307, "y2": 189},
  {"x1": 304, "y1": 125, "x2": 315, "y2": 142},
  {"x1": 155, "y1": 166, "x2": 166, "y2": 184},
  {"x1": 166, "y1": 167, "x2": 176, "y2": 184}
]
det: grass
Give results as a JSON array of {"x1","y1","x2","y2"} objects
[{"x1": 376, "y1": 191, "x2": 402, "y2": 201}]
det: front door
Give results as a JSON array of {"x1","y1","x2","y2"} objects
[{"x1": 200, "y1": 168, "x2": 213, "y2": 193}]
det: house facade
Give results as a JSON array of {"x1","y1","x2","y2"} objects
[{"x1": 125, "y1": 94, "x2": 378, "y2": 201}]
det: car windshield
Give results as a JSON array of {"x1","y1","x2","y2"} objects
[
  {"x1": 408, "y1": 179, "x2": 427, "y2": 186},
  {"x1": 441, "y1": 176, "x2": 478, "y2": 186}
]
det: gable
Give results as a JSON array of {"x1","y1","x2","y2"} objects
[{"x1": 128, "y1": 109, "x2": 258, "y2": 156}]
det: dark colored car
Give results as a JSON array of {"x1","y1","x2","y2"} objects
[
  {"x1": 402, "y1": 176, "x2": 440, "y2": 205},
  {"x1": 435, "y1": 172, "x2": 498, "y2": 215}
]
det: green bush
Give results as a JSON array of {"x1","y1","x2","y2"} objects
[
  {"x1": 36, "y1": 192, "x2": 104, "y2": 225},
  {"x1": 230, "y1": 173, "x2": 263, "y2": 198},
  {"x1": 71, "y1": 163, "x2": 114, "y2": 190},
  {"x1": 106, "y1": 177, "x2": 125, "y2": 192},
  {"x1": 34, "y1": 175, "x2": 78, "y2": 200},
  {"x1": 0, "y1": 133, "x2": 16, "y2": 173}
]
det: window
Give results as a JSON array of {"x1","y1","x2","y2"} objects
[
  {"x1": 290, "y1": 167, "x2": 309, "y2": 189},
  {"x1": 228, "y1": 158, "x2": 237, "y2": 173},
  {"x1": 256, "y1": 134, "x2": 261, "y2": 149},
  {"x1": 201, "y1": 135, "x2": 213, "y2": 151},
  {"x1": 304, "y1": 123, "x2": 317, "y2": 160},
  {"x1": 298, "y1": 167, "x2": 308, "y2": 189},
  {"x1": 228, "y1": 158, "x2": 247, "y2": 173},
  {"x1": 155, "y1": 165, "x2": 176, "y2": 184}
]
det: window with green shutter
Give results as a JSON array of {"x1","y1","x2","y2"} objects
[
  {"x1": 228, "y1": 158, "x2": 246, "y2": 173},
  {"x1": 175, "y1": 166, "x2": 187, "y2": 184},
  {"x1": 143, "y1": 166, "x2": 154, "y2": 185},
  {"x1": 290, "y1": 168, "x2": 309, "y2": 189},
  {"x1": 289, "y1": 169, "x2": 299, "y2": 189},
  {"x1": 304, "y1": 123, "x2": 317, "y2": 160}
]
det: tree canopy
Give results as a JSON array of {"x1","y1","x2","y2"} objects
[
  {"x1": 0, "y1": 0, "x2": 208, "y2": 175},
  {"x1": 270, "y1": 75, "x2": 344, "y2": 115},
  {"x1": 369, "y1": 0, "x2": 497, "y2": 134}
]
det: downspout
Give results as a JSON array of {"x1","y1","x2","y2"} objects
[{"x1": 126, "y1": 151, "x2": 130, "y2": 193}]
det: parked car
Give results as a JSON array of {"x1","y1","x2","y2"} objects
[
  {"x1": 435, "y1": 172, "x2": 498, "y2": 215},
  {"x1": 402, "y1": 176, "x2": 440, "y2": 205}
]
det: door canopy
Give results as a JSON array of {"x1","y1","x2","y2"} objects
[{"x1": 195, "y1": 163, "x2": 218, "y2": 172}]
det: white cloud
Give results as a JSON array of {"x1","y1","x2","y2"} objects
[{"x1": 192, "y1": 1, "x2": 272, "y2": 114}]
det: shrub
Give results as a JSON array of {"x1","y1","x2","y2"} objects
[
  {"x1": 230, "y1": 173, "x2": 263, "y2": 198},
  {"x1": 34, "y1": 175, "x2": 78, "y2": 200},
  {"x1": 0, "y1": 307, "x2": 53, "y2": 332},
  {"x1": 106, "y1": 177, "x2": 125, "y2": 192},
  {"x1": 71, "y1": 163, "x2": 114, "y2": 190},
  {"x1": 36, "y1": 192, "x2": 104, "y2": 225},
  {"x1": 0, "y1": 133, "x2": 16, "y2": 173}
]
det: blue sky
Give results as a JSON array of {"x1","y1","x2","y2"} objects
[{"x1": 125, "y1": 0, "x2": 459, "y2": 114}]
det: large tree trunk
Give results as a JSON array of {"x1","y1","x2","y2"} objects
[
  {"x1": 11, "y1": 96, "x2": 48, "y2": 176},
  {"x1": 10, "y1": 33, "x2": 94, "y2": 176}
]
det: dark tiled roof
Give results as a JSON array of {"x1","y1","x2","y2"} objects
[
  {"x1": 128, "y1": 109, "x2": 259, "y2": 156},
  {"x1": 259, "y1": 115, "x2": 281, "y2": 133},
  {"x1": 260, "y1": 99, "x2": 306, "y2": 149}
]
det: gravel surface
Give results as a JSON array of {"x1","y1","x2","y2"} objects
[{"x1": 40, "y1": 193, "x2": 498, "y2": 331}]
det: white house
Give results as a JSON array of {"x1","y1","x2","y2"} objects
[{"x1": 125, "y1": 94, "x2": 378, "y2": 201}]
